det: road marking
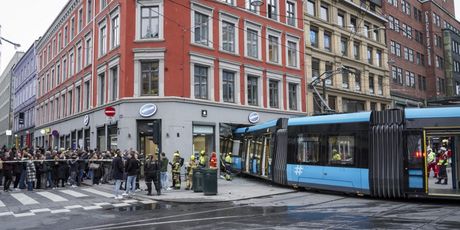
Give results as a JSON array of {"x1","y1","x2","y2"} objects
[
  {"x1": 30, "y1": 208, "x2": 51, "y2": 213},
  {"x1": 65, "y1": 205, "x2": 83, "y2": 209},
  {"x1": 83, "y1": 205, "x2": 102, "y2": 210},
  {"x1": 82, "y1": 188, "x2": 113, "y2": 198},
  {"x1": 122, "y1": 199, "x2": 138, "y2": 203},
  {"x1": 0, "y1": 200, "x2": 5, "y2": 207},
  {"x1": 0, "y1": 212, "x2": 13, "y2": 217},
  {"x1": 11, "y1": 193, "x2": 39, "y2": 205},
  {"x1": 51, "y1": 209, "x2": 71, "y2": 214},
  {"x1": 140, "y1": 200, "x2": 156, "y2": 204},
  {"x1": 112, "y1": 203, "x2": 130, "y2": 207},
  {"x1": 13, "y1": 212, "x2": 35, "y2": 217},
  {"x1": 37, "y1": 192, "x2": 69, "y2": 202},
  {"x1": 60, "y1": 190, "x2": 89, "y2": 198},
  {"x1": 94, "y1": 202, "x2": 111, "y2": 206}
]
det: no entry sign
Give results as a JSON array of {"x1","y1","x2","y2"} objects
[{"x1": 104, "y1": 106, "x2": 116, "y2": 117}]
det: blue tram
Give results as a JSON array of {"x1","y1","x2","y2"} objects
[{"x1": 233, "y1": 107, "x2": 460, "y2": 198}]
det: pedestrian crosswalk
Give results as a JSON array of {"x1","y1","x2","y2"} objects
[{"x1": 0, "y1": 188, "x2": 157, "y2": 218}]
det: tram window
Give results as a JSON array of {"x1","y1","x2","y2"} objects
[
  {"x1": 297, "y1": 135, "x2": 320, "y2": 163},
  {"x1": 328, "y1": 136, "x2": 354, "y2": 165}
]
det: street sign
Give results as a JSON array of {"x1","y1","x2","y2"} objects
[
  {"x1": 104, "y1": 106, "x2": 116, "y2": 117},
  {"x1": 248, "y1": 112, "x2": 260, "y2": 124},
  {"x1": 5, "y1": 130, "x2": 12, "y2": 136},
  {"x1": 83, "y1": 115, "x2": 90, "y2": 126}
]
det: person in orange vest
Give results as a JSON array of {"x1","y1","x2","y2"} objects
[{"x1": 209, "y1": 152, "x2": 217, "y2": 169}]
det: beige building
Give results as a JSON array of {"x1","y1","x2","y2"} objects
[{"x1": 304, "y1": 0, "x2": 391, "y2": 114}]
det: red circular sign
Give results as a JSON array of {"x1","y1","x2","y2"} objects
[{"x1": 104, "y1": 106, "x2": 116, "y2": 117}]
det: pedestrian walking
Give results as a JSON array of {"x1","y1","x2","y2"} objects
[
  {"x1": 69, "y1": 154, "x2": 79, "y2": 188},
  {"x1": 123, "y1": 152, "x2": 140, "y2": 196},
  {"x1": 2, "y1": 151, "x2": 13, "y2": 192},
  {"x1": 13, "y1": 151, "x2": 23, "y2": 190},
  {"x1": 111, "y1": 152, "x2": 124, "y2": 199}
]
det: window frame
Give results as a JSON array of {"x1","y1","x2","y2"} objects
[
  {"x1": 191, "y1": 4, "x2": 213, "y2": 48},
  {"x1": 219, "y1": 13, "x2": 239, "y2": 54},
  {"x1": 136, "y1": 0, "x2": 164, "y2": 41}
]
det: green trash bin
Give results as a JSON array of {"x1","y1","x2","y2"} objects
[
  {"x1": 193, "y1": 168, "x2": 204, "y2": 192},
  {"x1": 203, "y1": 169, "x2": 218, "y2": 195}
]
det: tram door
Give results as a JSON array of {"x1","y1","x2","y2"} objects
[{"x1": 426, "y1": 132, "x2": 460, "y2": 196}]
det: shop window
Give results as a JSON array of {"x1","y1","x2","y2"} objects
[{"x1": 328, "y1": 136, "x2": 354, "y2": 165}]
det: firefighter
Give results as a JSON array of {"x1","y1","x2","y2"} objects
[
  {"x1": 224, "y1": 152, "x2": 232, "y2": 181},
  {"x1": 198, "y1": 150, "x2": 207, "y2": 168},
  {"x1": 209, "y1": 152, "x2": 217, "y2": 169},
  {"x1": 185, "y1": 155, "x2": 197, "y2": 190},
  {"x1": 332, "y1": 149, "x2": 341, "y2": 161},
  {"x1": 436, "y1": 148, "x2": 449, "y2": 185},
  {"x1": 427, "y1": 148, "x2": 437, "y2": 178},
  {"x1": 144, "y1": 153, "x2": 161, "y2": 196},
  {"x1": 171, "y1": 152, "x2": 182, "y2": 189}
]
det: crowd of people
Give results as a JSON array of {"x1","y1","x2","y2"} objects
[{"x1": 0, "y1": 146, "x2": 233, "y2": 199}]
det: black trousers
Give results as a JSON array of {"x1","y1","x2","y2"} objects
[
  {"x1": 145, "y1": 173, "x2": 160, "y2": 194},
  {"x1": 13, "y1": 173, "x2": 21, "y2": 188},
  {"x1": 4, "y1": 171, "x2": 12, "y2": 191}
]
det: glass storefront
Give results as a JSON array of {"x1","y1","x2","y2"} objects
[
  {"x1": 84, "y1": 128, "x2": 90, "y2": 150},
  {"x1": 77, "y1": 130, "x2": 83, "y2": 149},
  {"x1": 107, "y1": 124, "x2": 118, "y2": 151},
  {"x1": 193, "y1": 125, "x2": 215, "y2": 164},
  {"x1": 137, "y1": 120, "x2": 161, "y2": 157},
  {"x1": 97, "y1": 126, "x2": 106, "y2": 151}
]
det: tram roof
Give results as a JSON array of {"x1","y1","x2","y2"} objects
[
  {"x1": 405, "y1": 107, "x2": 460, "y2": 119},
  {"x1": 288, "y1": 112, "x2": 371, "y2": 126},
  {"x1": 234, "y1": 119, "x2": 278, "y2": 134}
]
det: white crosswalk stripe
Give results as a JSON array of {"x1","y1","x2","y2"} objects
[
  {"x1": 11, "y1": 193, "x2": 39, "y2": 205},
  {"x1": 0, "y1": 200, "x2": 5, "y2": 207},
  {"x1": 37, "y1": 191, "x2": 69, "y2": 202},
  {"x1": 82, "y1": 188, "x2": 114, "y2": 198},
  {"x1": 59, "y1": 189, "x2": 89, "y2": 198}
]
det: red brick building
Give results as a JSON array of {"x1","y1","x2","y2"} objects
[
  {"x1": 383, "y1": 0, "x2": 460, "y2": 107},
  {"x1": 35, "y1": 0, "x2": 305, "y2": 159}
]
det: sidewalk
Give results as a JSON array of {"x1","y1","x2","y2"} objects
[{"x1": 83, "y1": 176, "x2": 296, "y2": 203}]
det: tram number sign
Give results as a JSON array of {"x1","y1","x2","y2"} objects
[{"x1": 104, "y1": 106, "x2": 116, "y2": 117}]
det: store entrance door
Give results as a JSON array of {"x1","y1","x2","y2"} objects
[
  {"x1": 138, "y1": 120, "x2": 161, "y2": 157},
  {"x1": 193, "y1": 125, "x2": 215, "y2": 165}
]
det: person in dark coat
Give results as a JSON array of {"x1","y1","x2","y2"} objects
[
  {"x1": 34, "y1": 153, "x2": 45, "y2": 189},
  {"x1": 144, "y1": 153, "x2": 161, "y2": 196},
  {"x1": 13, "y1": 151, "x2": 23, "y2": 190},
  {"x1": 57, "y1": 153, "x2": 69, "y2": 187},
  {"x1": 112, "y1": 152, "x2": 124, "y2": 199},
  {"x1": 123, "y1": 152, "x2": 140, "y2": 196},
  {"x1": 90, "y1": 154, "x2": 103, "y2": 185},
  {"x1": 3, "y1": 151, "x2": 13, "y2": 192},
  {"x1": 68, "y1": 154, "x2": 79, "y2": 187}
]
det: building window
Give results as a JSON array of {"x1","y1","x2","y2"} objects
[
  {"x1": 194, "y1": 65, "x2": 208, "y2": 99},
  {"x1": 378, "y1": 76, "x2": 383, "y2": 95},
  {"x1": 111, "y1": 14, "x2": 120, "y2": 48},
  {"x1": 324, "y1": 31, "x2": 331, "y2": 52},
  {"x1": 69, "y1": 51, "x2": 75, "y2": 76},
  {"x1": 222, "y1": 70, "x2": 235, "y2": 103},
  {"x1": 222, "y1": 21, "x2": 235, "y2": 53},
  {"x1": 71, "y1": 17, "x2": 75, "y2": 38},
  {"x1": 320, "y1": 4, "x2": 329, "y2": 21},
  {"x1": 141, "y1": 6, "x2": 159, "y2": 39},
  {"x1": 75, "y1": 86, "x2": 81, "y2": 113},
  {"x1": 84, "y1": 80, "x2": 90, "y2": 110},
  {"x1": 286, "y1": 1, "x2": 296, "y2": 26},
  {"x1": 369, "y1": 74, "x2": 375, "y2": 94},
  {"x1": 100, "y1": 0, "x2": 107, "y2": 10},
  {"x1": 376, "y1": 50, "x2": 382, "y2": 67},
  {"x1": 269, "y1": 80, "x2": 279, "y2": 108},
  {"x1": 337, "y1": 12, "x2": 344, "y2": 28},
  {"x1": 325, "y1": 62, "x2": 333, "y2": 86},
  {"x1": 141, "y1": 61, "x2": 159, "y2": 96},
  {"x1": 288, "y1": 83, "x2": 298, "y2": 110},
  {"x1": 247, "y1": 75, "x2": 258, "y2": 106},
  {"x1": 62, "y1": 59, "x2": 67, "y2": 81},
  {"x1": 311, "y1": 58, "x2": 320, "y2": 82},
  {"x1": 367, "y1": 47, "x2": 373, "y2": 64},
  {"x1": 268, "y1": 35, "x2": 279, "y2": 63},
  {"x1": 98, "y1": 72, "x2": 105, "y2": 105},
  {"x1": 99, "y1": 23, "x2": 107, "y2": 56},
  {"x1": 247, "y1": 28, "x2": 259, "y2": 58},
  {"x1": 355, "y1": 72, "x2": 361, "y2": 91},
  {"x1": 342, "y1": 71, "x2": 349, "y2": 89},
  {"x1": 64, "y1": 26, "x2": 68, "y2": 46},
  {"x1": 76, "y1": 45, "x2": 82, "y2": 72},
  {"x1": 246, "y1": 0, "x2": 258, "y2": 13},
  {"x1": 68, "y1": 90, "x2": 73, "y2": 115},
  {"x1": 287, "y1": 40, "x2": 298, "y2": 68},
  {"x1": 307, "y1": 0, "x2": 315, "y2": 16},
  {"x1": 87, "y1": 0, "x2": 92, "y2": 23},
  {"x1": 56, "y1": 64, "x2": 61, "y2": 85},
  {"x1": 353, "y1": 42, "x2": 360, "y2": 60},
  {"x1": 194, "y1": 12, "x2": 210, "y2": 46},
  {"x1": 310, "y1": 26, "x2": 318, "y2": 48},
  {"x1": 85, "y1": 36, "x2": 92, "y2": 66},
  {"x1": 267, "y1": 0, "x2": 278, "y2": 21},
  {"x1": 341, "y1": 37, "x2": 348, "y2": 56},
  {"x1": 110, "y1": 66, "x2": 118, "y2": 101},
  {"x1": 78, "y1": 8, "x2": 83, "y2": 32}
]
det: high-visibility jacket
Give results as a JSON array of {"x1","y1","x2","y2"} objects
[
  {"x1": 199, "y1": 155, "x2": 207, "y2": 167},
  {"x1": 428, "y1": 152, "x2": 435, "y2": 163},
  {"x1": 225, "y1": 155, "x2": 232, "y2": 164}
]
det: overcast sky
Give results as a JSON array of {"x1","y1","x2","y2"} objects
[{"x1": 1, "y1": 0, "x2": 460, "y2": 73}]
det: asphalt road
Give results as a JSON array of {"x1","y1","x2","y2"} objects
[{"x1": 2, "y1": 190, "x2": 460, "y2": 230}]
